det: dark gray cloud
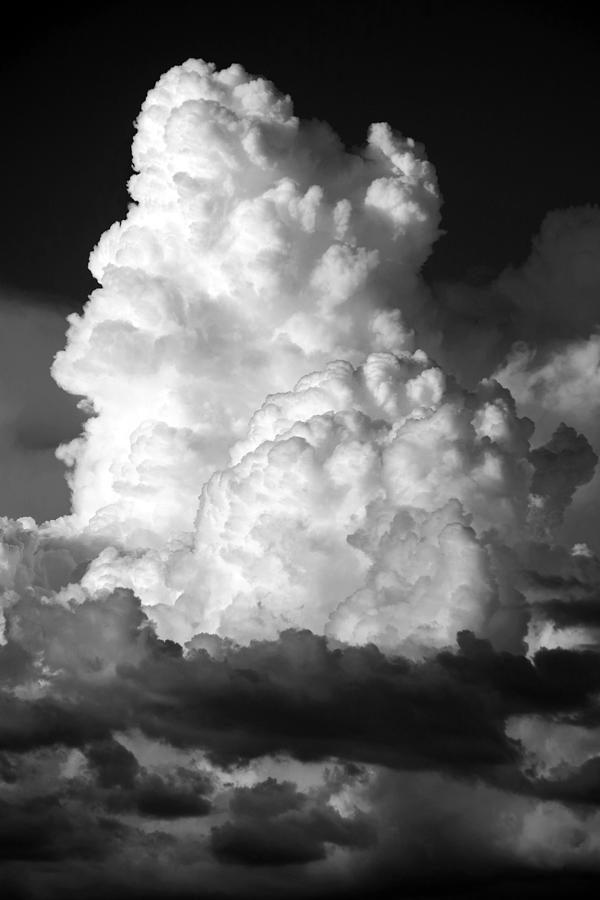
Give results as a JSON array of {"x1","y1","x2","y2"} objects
[
  {"x1": 211, "y1": 777, "x2": 373, "y2": 866},
  {"x1": 532, "y1": 596, "x2": 600, "y2": 630},
  {"x1": 2, "y1": 589, "x2": 600, "y2": 896},
  {"x1": 0, "y1": 293, "x2": 84, "y2": 522},
  {"x1": 87, "y1": 737, "x2": 213, "y2": 818},
  {"x1": 4, "y1": 589, "x2": 600, "y2": 774},
  {"x1": 424, "y1": 206, "x2": 600, "y2": 390},
  {"x1": 1, "y1": 591, "x2": 517, "y2": 773},
  {"x1": 529, "y1": 424, "x2": 598, "y2": 528}
]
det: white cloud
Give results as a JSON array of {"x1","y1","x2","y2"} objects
[{"x1": 52, "y1": 60, "x2": 440, "y2": 549}]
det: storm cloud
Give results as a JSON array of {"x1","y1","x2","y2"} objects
[{"x1": 1, "y1": 48, "x2": 600, "y2": 900}]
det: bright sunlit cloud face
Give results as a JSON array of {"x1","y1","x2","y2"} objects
[
  {"x1": 51, "y1": 59, "x2": 440, "y2": 550},
  {"x1": 2, "y1": 57, "x2": 600, "y2": 900}
]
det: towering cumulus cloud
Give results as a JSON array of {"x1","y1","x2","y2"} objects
[
  {"x1": 3, "y1": 60, "x2": 600, "y2": 899},
  {"x1": 52, "y1": 59, "x2": 439, "y2": 548}
]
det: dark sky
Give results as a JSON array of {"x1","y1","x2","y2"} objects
[{"x1": 1, "y1": 0, "x2": 599, "y2": 308}]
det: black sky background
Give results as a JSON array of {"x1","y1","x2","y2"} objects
[{"x1": 1, "y1": 0, "x2": 599, "y2": 310}]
